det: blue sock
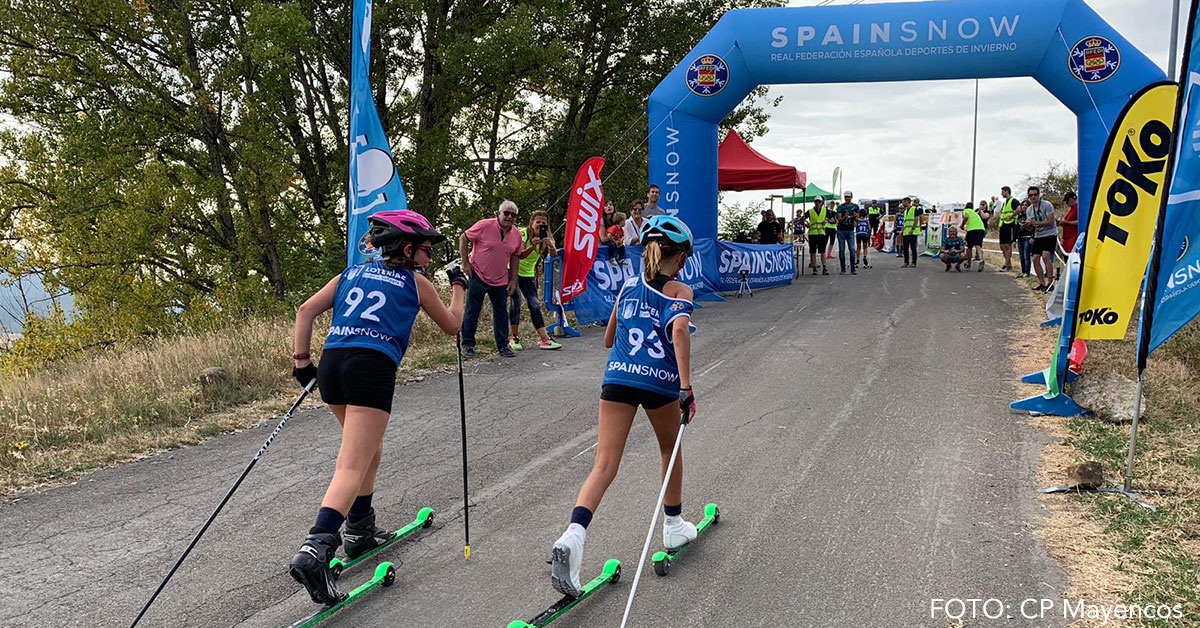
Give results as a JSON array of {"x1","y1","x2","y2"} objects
[
  {"x1": 348, "y1": 494, "x2": 373, "y2": 522},
  {"x1": 313, "y1": 507, "x2": 346, "y2": 535},
  {"x1": 570, "y1": 506, "x2": 593, "y2": 529},
  {"x1": 664, "y1": 503, "x2": 682, "y2": 517}
]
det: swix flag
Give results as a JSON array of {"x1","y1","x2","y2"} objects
[{"x1": 560, "y1": 157, "x2": 606, "y2": 303}]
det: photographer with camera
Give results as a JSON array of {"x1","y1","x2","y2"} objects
[{"x1": 509, "y1": 210, "x2": 563, "y2": 351}]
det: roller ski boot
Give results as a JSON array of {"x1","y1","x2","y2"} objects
[
  {"x1": 343, "y1": 509, "x2": 393, "y2": 560},
  {"x1": 550, "y1": 523, "x2": 586, "y2": 598},
  {"x1": 289, "y1": 531, "x2": 347, "y2": 606}
]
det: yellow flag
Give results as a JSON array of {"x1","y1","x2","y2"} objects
[{"x1": 1077, "y1": 81, "x2": 1178, "y2": 340}]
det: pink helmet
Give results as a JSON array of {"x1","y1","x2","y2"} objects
[{"x1": 367, "y1": 209, "x2": 446, "y2": 246}]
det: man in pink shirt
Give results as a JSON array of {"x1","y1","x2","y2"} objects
[{"x1": 459, "y1": 200, "x2": 523, "y2": 358}]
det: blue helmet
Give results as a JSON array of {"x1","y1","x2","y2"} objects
[{"x1": 640, "y1": 215, "x2": 694, "y2": 254}]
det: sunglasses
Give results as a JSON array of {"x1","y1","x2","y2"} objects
[
  {"x1": 1028, "y1": 191, "x2": 1039, "y2": 196},
  {"x1": 501, "y1": 211, "x2": 518, "y2": 217},
  {"x1": 414, "y1": 244, "x2": 433, "y2": 255}
]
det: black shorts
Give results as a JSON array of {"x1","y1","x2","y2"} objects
[
  {"x1": 317, "y1": 347, "x2": 397, "y2": 413},
  {"x1": 601, "y1": 384, "x2": 675, "y2": 410},
  {"x1": 856, "y1": 234, "x2": 870, "y2": 242},
  {"x1": 999, "y1": 223, "x2": 1018, "y2": 245},
  {"x1": 966, "y1": 229, "x2": 985, "y2": 247},
  {"x1": 808, "y1": 234, "x2": 827, "y2": 250},
  {"x1": 1032, "y1": 235, "x2": 1058, "y2": 255}
]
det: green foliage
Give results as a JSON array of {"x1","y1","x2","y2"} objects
[
  {"x1": 1022, "y1": 160, "x2": 1079, "y2": 206},
  {"x1": 0, "y1": 0, "x2": 779, "y2": 366},
  {"x1": 717, "y1": 201, "x2": 764, "y2": 241}
]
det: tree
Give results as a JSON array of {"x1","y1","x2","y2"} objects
[
  {"x1": 718, "y1": 201, "x2": 763, "y2": 241},
  {"x1": 1023, "y1": 160, "x2": 1078, "y2": 207}
]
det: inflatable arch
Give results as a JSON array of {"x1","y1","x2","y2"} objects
[{"x1": 648, "y1": 0, "x2": 1165, "y2": 243}]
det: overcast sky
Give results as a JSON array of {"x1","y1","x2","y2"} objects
[{"x1": 721, "y1": 0, "x2": 1185, "y2": 213}]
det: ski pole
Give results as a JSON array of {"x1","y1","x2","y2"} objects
[
  {"x1": 456, "y1": 333, "x2": 472, "y2": 560},
  {"x1": 618, "y1": 411, "x2": 688, "y2": 628},
  {"x1": 129, "y1": 379, "x2": 316, "y2": 628}
]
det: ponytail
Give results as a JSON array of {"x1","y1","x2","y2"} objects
[{"x1": 642, "y1": 240, "x2": 663, "y2": 282}]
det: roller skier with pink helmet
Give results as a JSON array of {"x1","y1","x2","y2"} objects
[{"x1": 288, "y1": 209, "x2": 468, "y2": 607}]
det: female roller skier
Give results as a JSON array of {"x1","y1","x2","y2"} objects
[
  {"x1": 288, "y1": 210, "x2": 467, "y2": 605},
  {"x1": 550, "y1": 215, "x2": 699, "y2": 597}
]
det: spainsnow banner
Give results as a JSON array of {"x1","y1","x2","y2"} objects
[
  {"x1": 1141, "y1": 0, "x2": 1200, "y2": 361},
  {"x1": 1075, "y1": 81, "x2": 1178, "y2": 340},
  {"x1": 715, "y1": 242, "x2": 794, "y2": 291},
  {"x1": 566, "y1": 239, "x2": 721, "y2": 324},
  {"x1": 560, "y1": 157, "x2": 605, "y2": 303},
  {"x1": 346, "y1": 0, "x2": 408, "y2": 266}
]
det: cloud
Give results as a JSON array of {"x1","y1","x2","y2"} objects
[{"x1": 722, "y1": 0, "x2": 1179, "y2": 211}]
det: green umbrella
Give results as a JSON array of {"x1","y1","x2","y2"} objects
[{"x1": 782, "y1": 183, "x2": 837, "y2": 204}]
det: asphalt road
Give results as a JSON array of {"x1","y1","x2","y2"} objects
[{"x1": 1, "y1": 256, "x2": 1068, "y2": 628}]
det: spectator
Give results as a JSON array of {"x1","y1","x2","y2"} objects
[
  {"x1": 1026, "y1": 186, "x2": 1057, "y2": 291},
  {"x1": 835, "y1": 191, "x2": 859, "y2": 274},
  {"x1": 867, "y1": 200, "x2": 883, "y2": 235},
  {"x1": 510, "y1": 210, "x2": 563, "y2": 351},
  {"x1": 791, "y1": 208, "x2": 806, "y2": 243},
  {"x1": 607, "y1": 212, "x2": 627, "y2": 264},
  {"x1": 996, "y1": 185, "x2": 1019, "y2": 271},
  {"x1": 855, "y1": 208, "x2": 872, "y2": 268},
  {"x1": 756, "y1": 209, "x2": 782, "y2": 244},
  {"x1": 894, "y1": 197, "x2": 910, "y2": 257},
  {"x1": 644, "y1": 184, "x2": 665, "y2": 217},
  {"x1": 976, "y1": 199, "x2": 993, "y2": 262},
  {"x1": 805, "y1": 197, "x2": 830, "y2": 276},
  {"x1": 825, "y1": 199, "x2": 838, "y2": 260},
  {"x1": 1059, "y1": 191, "x2": 1079, "y2": 252},
  {"x1": 901, "y1": 196, "x2": 923, "y2": 267},
  {"x1": 459, "y1": 200, "x2": 524, "y2": 358},
  {"x1": 598, "y1": 200, "x2": 617, "y2": 250},
  {"x1": 1017, "y1": 199, "x2": 1034, "y2": 277},
  {"x1": 624, "y1": 201, "x2": 647, "y2": 246},
  {"x1": 960, "y1": 201, "x2": 986, "y2": 272},
  {"x1": 940, "y1": 226, "x2": 966, "y2": 271}
]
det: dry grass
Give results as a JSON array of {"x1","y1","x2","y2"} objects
[
  {"x1": 0, "y1": 284, "x2": 547, "y2": 496},
  {"x1": 1006, "y1": 273, "x2": 1200, "y2": 627}
]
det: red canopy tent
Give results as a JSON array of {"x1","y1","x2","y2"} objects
[{"x1": 717, "y1": 129, "x2": 806, "y2": 191}]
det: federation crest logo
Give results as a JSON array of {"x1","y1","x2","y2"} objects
[
  {"x1": 686, "y1": 54, "x2": 728, "y2": 97},
  {"x1": 670, "y1": 302, "x2": 685, "y2": 311},
  {"x1": 357, "y1": 231, "x2": 375, "y2": 256},
  {"x1": 1069, "y1": 36, "x2": 1120, "y2": 83},
  {"x1": 620, "y1": 298, "x2": 639, "y2": 320}
]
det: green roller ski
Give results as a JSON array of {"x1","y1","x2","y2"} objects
[
  {"x1": 651, "y1": 503, "x2": 719, "y2": 577},
  {"x1": 289, "y1": 561, "x2": 396, "y2": 628},
  {"x1": 506, "y1": 558, "x2": 622, "y2": 628},
  {"x1": 329, "y1": 507, "x2": 434, "y2": 579}
]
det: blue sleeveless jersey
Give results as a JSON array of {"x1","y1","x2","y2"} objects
[
  {"x1": 855, "y1": 218, "x2": 869, "y2": 237},
  {"x1": 324, "y1": 261, "x2": 420, "y2": 366},
  {"x1": 602, "y1": 276, "x2": 696, "y2": 397}
]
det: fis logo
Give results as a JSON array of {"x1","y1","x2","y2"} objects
[
  {"x1": 1079, "y1": 307, "x2": 1120, "y2": 326},
  {"x1": 1070, "y1": 35, "x2": 1120, "y2": 83}
]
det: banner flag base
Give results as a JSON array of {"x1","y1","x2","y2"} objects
[
  {"x1": 1037, "y1": 485, "x2": 1170, "y2": 512},
  {"x1": 1010, "y1": 392, "x2": 1087, "y2": 417},
  {"x1": 1040, "y1": 317, "x2": 1063, "y2": 328},
  {"x1": 1020, "y1": 369, "x2": 1078, "y2": 386}
]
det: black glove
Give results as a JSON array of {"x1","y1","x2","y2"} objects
[
  {"x1": 292, "y1": 363, "x2": 318, "y2": 390},
  {"x1": 679, "y1": 387, "x2": 695, "y2": 424},
  {"x1": 446, "y1": 263, "x2": 468, "y2": 289}
]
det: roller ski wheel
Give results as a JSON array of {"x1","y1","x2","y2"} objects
[
  {"x1": 506, "y1": 559, "x2": 621, "y2": 628},
  {"x1": 328, "y1": 507, "x2": 434, "y2": 580},
  {"x1": 651, "y1": 503, "x2": 719, "y2": 577}
]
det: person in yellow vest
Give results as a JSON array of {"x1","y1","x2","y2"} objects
[
  {"x1": 805, "y1": 197, "x2": 830, "y2": 275},
  {"x1": 867, "y1": 200, "x2": 882, "y2": 235},
  {"x1": 901, "y1": 197, "x2": 923, "y2": 267},
  {"x1": 995, "y1": 185, "x2": 1019, "y2": 271},
  {"x1": 824, "y1": 198, "x2": 838, "y2": 261},
  {"x1": 960, "y1": 201, "x2": 987, "y2": 272}
]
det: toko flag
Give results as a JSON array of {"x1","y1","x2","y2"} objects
[
  {"x1": 346, "y1": 0, "x2": 408, "y2": 267},
  {"x1": 559, "y1": 157, "x2": 606, "y2": 303},
  {"x1": 1140, "y1": 0, "x2": 1200, "y2": 365}
]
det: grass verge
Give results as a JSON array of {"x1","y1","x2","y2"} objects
[
  {"x1": 0, "y1": 287, "x2": 553, "y2": 496},
  {"x1": 999, "y1": 251, "x2": 1200, "y2": 627}
]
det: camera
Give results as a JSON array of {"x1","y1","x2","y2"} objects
[
  {"x1": 739, "y1": 268, "x2": 749, "y2": 278},
  {"x1": 539, "y1": 224, "x2": 548, "y2": 238}
]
